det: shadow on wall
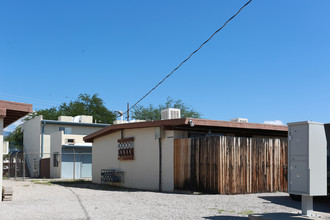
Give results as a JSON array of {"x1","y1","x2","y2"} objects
[
  {"x1": 203, "y1": 216, "x2": 247, "y2": 220},
  {"x1": 259, "y1": 195, "x2": 330, "y2": 213}
]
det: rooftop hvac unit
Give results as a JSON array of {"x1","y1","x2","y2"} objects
[
  {"x1": 161, "y1": 108, "x2": 181, "y2": 120},
  {"x1": 230, "y1": 118, "x2": 248, "y2": 123}
]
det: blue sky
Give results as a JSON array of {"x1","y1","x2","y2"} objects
[{"x1": 1, "y1": 0, "x2": 330, "y2": 131}]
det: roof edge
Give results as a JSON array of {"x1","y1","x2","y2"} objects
[
  {"x1": 42, "y1": 120, "x2": 109, "y2": 127},
  {"x1": 84, "y1": 118, "x2": 287, "y2": 143}
]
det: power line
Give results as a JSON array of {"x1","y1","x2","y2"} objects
[
  {"x1": 123, "y1": 0, "x2": 253, "y2": 115},
  {"x1": 0, "y1": 92, "x2": 61, "y2": 106}
]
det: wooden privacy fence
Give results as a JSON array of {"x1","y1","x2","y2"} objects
[{"x1": 174, "y1": 136, "x2": 288, "y2": 194}]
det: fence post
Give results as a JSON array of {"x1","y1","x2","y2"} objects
[
  {"x1": 23, "y1": 151, "x2": 25, "y2": 181},
  {"x1": 15, "y1": 152, "x2": 18, "y2": 180},
  {"x1": 73, "y1": 150, "x2": 75, "y2": 181}
]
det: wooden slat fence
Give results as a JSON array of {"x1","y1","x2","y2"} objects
[{"x1": 174, "y1": 136, "x2": 288, "y2": 194}]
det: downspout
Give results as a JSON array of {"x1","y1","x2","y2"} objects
[{"x1": 159, "y1": 138, "x2": 162, "y2": 192}]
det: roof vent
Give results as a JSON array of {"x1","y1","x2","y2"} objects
[
  {"x1": 230, "y1": 118, "x2": 248, "y2": 123},
  {"x1": 161, "y1": 108, "x2": 181, "y2": 120}
]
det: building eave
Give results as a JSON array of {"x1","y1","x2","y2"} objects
[
  {"x1": 0, "y1": 100, "x2": 33, "y2": 128},
  {"x1": 84, "y1": 118, "x2": 288, "y2": 142}
]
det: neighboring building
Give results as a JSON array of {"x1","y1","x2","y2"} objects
[
  {"x1": 50, "y1": 131, "x2": 93, "y2": 179},
  {"x1": 0, "y1": 100, "x2": 32, "y2": 201},
  {"x1": 21, "y1": 115, "x2": 108, "y2": 178},
  {"x1": 84, "y1": 110, "x2": 288, "y2": 192}
]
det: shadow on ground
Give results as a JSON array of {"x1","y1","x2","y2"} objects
[
  {"x1": 203, "y1": 216, "x2": 247, "y2": 219},
  {"x1": 49, "y1": 180, "x2": 137, "y2": 192},
  {"x1": 48, "y1": 180, "x2": 212, "y2": 195},
  {"x1": 259, "y1": 195, "x2": 330, "y2": 213}
]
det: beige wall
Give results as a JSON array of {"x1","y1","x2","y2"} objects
[
  {"x1": 92, "y1": 127, "x2": 187, "y2": 192},
  {"x1": 50, "y1": 131, "x2": 63, "y2": 178},
  {"x1": 93, "y1": 127, "x2": 161, "y2": 191}
]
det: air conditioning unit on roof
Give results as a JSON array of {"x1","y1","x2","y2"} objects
[
  {"x1": 230, "y1": 118, "x2": 248, "y2": 123},
  {"x1": 161, "y1": 108, "x2": 181, "y2": 120}
]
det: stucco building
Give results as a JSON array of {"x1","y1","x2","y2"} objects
[
  {"x1": 84, "y1": 115, "x2": 288, "y2": 192},
  {"x1": 21, "y1": 115, "x2": 108, "y2": 178}
]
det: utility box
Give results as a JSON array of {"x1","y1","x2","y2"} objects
[{"x1": 288, "y1": 121, "x2": 327, "y2": 196}]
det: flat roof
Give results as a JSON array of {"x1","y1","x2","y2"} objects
[
  {"x1": 84, "y1": 118, "x2": 288, "y2": 142},
  {"x1": 42, "y1": 120, "x2": 109, "y2": 127},
  {"x1": 0, "y1": 100, "x2": 33, "y2": 128}
]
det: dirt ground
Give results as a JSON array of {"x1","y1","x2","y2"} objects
[{"x1": 1, "y1": 178, "x2": 329, "y2": 220}]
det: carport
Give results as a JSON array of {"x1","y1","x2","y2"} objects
[{"x1": 0, "y1": 100, "x2": 32, "y2": 200}]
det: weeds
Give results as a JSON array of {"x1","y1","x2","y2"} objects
[
  {"x1": 210, "y1": 208, "x2": 254, "y2": 216},
  {"x1": 237, "y1": 210, "x2": 254, "y2": 215}
]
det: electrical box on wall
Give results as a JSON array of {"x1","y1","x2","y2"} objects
[{"x1": 288, "y1": 121, "x2": 327, "y2": 196}]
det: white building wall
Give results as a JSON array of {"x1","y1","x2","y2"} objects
[
  {"x1": 50, "y1": 131, "x2": 63, "y2": 178},
  {"x1": 43, "y1": 124, "x2": 104, "y2": 158},
  {"x1": 21, "y1": 115, "x2": 42, "y2": 155},
  {"x1": 21, "y1": 116, "x2": 42, "y2": 177}
]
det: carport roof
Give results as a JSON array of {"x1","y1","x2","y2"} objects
[
  {"x1": 84, "y1": 118, "x2": 288, "y2": 142},
  {"x1": 0, "y1": 100, "x2": 33, "y2": 128}
]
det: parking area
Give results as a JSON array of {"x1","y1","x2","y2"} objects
[{"x1": 0, "y1": 178, "x2": 329, "y2": 220}]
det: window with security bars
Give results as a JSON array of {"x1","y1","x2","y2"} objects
[
  {"x1": 117, "y1": 137, "x2": 135, "y2": 160},
  {"x1": 53, "y1": 153, "x2": 59, "y2": 167}
]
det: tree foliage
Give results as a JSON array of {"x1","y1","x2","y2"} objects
[
  {"x1": 26, "y1": 93, "x2": 116, "y2": 124},
  {"x1": 132, "y1": 97, "x2": 201, "y2": 121},
  {"x1": 4, "y1": 127, "x2": 23, "y2": 150},
  {"x1": 6, "y1": 93, "x2": 116, "y2": 150}
]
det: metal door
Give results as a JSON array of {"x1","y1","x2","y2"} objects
[{"x1": 81, "y1": 154, "x2": 92, "y2": 178}]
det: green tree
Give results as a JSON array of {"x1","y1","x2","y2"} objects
[
  {"x1": 8, "y1": 93, "x2": 116, "y2": 150},
  {"x1": 132, "y1": 97, "x2": 201, "y2": 121},
  {"x1": 5, "y1": 126, "x2": 23, "y2": 150},
  {"x1": 26, "y1": 93, "x2": 116, "y2": 124}
]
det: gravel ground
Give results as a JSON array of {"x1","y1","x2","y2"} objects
[{"x1": 1, "y1": 178, "x2": 329, "y2": 220}]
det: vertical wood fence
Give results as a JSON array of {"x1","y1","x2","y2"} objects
[{"x1": 174, "y1": 136, "x2": 288, "y2": 194}]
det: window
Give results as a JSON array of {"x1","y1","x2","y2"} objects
[
  {"x1": 117, "y1": 137, "x2": 135, "y2": 160},
  {"x1": 53, "y1": 153, "x2": 59, "y2": 167},
  {"x1": 67, "y1": 139, "x2": 75, "y2": 145},
  {"x1": 59, "y1": 127, "x2": 72, "y2": 134}
]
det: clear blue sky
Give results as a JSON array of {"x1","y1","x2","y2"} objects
[{"x1": 1, "y1": 0, "x2": 330, "y2": 129}]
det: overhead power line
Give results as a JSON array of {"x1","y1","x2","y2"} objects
[{"x1": 123, "y1": 0, "x2": 253, "y2": 115}]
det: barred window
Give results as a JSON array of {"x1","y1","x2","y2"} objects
[
  {"x1": 53, "y1": 153, "x2": 59, "y2": 167},
  {"x1": 117, "y1": 137, "x2": 135, "y2": 160}
]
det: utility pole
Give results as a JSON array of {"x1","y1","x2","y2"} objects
[{"x1": 126, "y1": 103, "x2": 130, "y2": 121}]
